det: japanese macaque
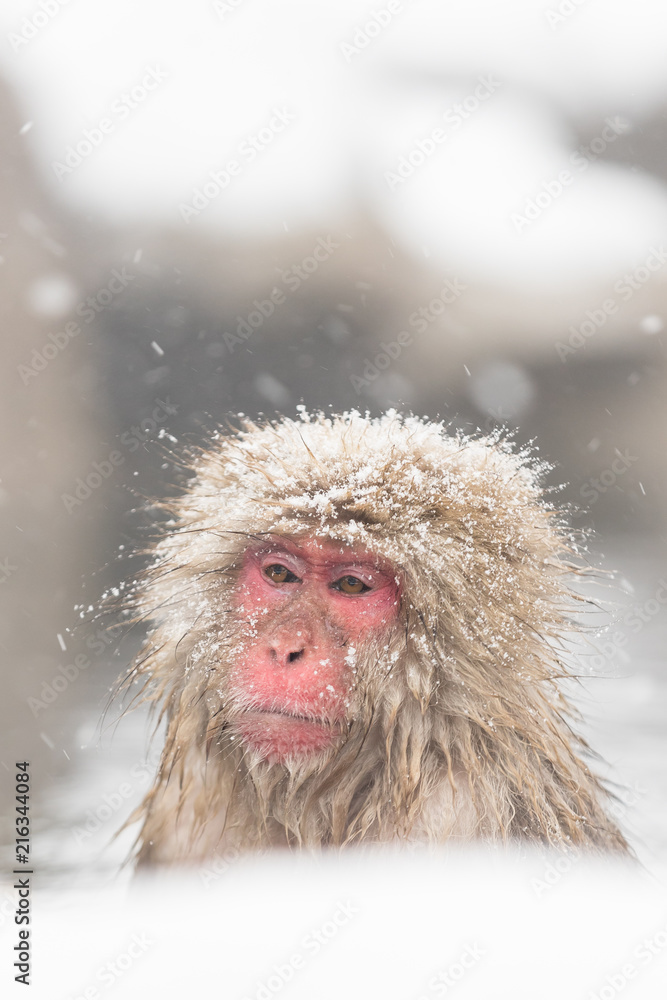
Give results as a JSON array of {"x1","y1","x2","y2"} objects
[{"x1": 121, "y1": 410, "x2": 628, "y2": 865}]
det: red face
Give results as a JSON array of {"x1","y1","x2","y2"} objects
[{"x1": 228, "y1": 536, "x2": 401, "y2": 764}]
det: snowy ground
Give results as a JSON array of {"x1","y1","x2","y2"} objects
[
  {"x1": 6, "y1": 851, "x2": 667, "y2": 1000},
  {"x1": 2, "y1": 532, "x2": 666, "y2": 998}
]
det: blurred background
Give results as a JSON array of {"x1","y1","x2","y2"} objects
[{"x1": 0, "y1": 0, "x2": 665, "y2": 884}]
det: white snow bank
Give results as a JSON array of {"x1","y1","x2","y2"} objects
[{"x1": 3, "y1": 849, "x2": 666, "y2": 999}]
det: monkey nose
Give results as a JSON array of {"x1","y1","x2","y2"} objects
[{"x1": 268, "y1": 640, "x2": 306, "y2": 667}]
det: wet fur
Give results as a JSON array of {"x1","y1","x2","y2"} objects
[{"x1": 119, "y1": 410, "x2": 629, "y2": 864}]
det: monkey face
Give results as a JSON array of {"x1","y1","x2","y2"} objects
[{"x1": 226, "y1": 536, "x2": 401, "y2": 764}]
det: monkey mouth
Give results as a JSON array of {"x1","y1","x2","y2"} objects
[
  {"x1": 234, "y1": 706, "x2": 339, "y2": 762},
  {"x1": 246, "y1": 706, "x2": 324, "y2": 723}
]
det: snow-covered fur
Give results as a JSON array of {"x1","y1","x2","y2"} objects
[{"x1": 121, "y1": 410, "x2": 628, "y2": 864}]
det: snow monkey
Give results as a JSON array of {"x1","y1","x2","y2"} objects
[{"x1": 121, "y1": 410, "x2": 629, "y2": 865}]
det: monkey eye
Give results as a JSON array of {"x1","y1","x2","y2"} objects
[
  {"x1": 264, "y1": 563, "x2": 301, "y2": 584},
  {"x1": 332, "y1": 575, "x2": 370, "y2": 595}
]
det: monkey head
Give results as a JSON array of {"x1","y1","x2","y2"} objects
[{"x1": 122, "y1": 409, "x2": 628, "y2": 860}]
